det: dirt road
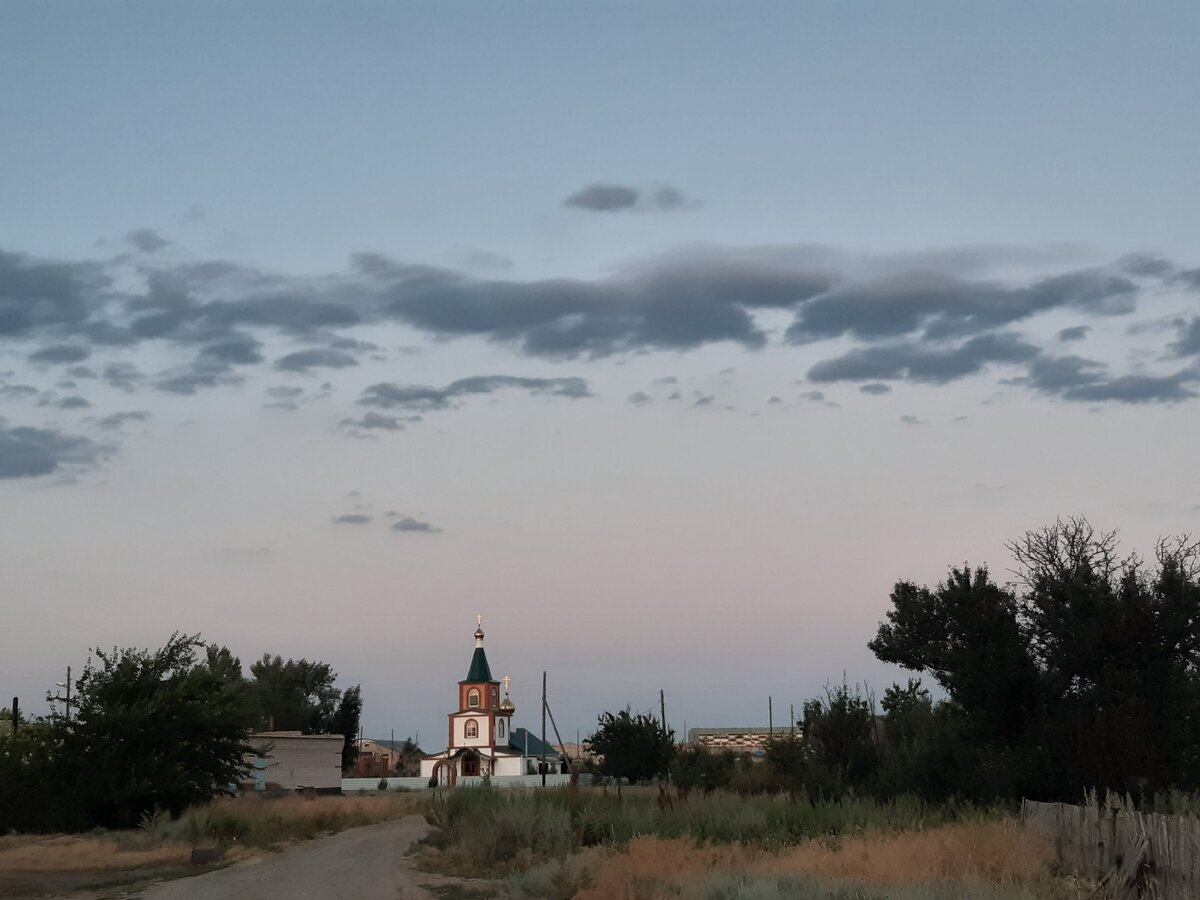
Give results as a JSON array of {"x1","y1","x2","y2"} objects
[{"x1": 132, "y1": 815, "x2": 438, "y2": 900}]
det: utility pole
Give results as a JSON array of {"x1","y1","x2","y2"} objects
[
  {"x1": 768, "y1": 696, "x2": 773, "y2": 738},
  {"x1": 790, "y1": 704, "x2": 795, "y2": 736},
  {"x1": 660, "y1": 689, "x2": 667, "y2": 733},
  {"x1": 54, "y1": 666, "x2": 71, "y2": 722},
  {"x1": 10, "y1": 697, "x2": 17, "y2": 734},
  {"x1": 541, "y1": 671, "x2": 547, "y2": 787}
]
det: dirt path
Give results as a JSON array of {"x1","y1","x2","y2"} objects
[{"x1": 131, "y1": 815, "x2": 439, "y2": 900}]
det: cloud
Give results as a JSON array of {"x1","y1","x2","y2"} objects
[
  {"x1": 692, "y1": 395, "x2": 715, "y2": 407},
  {"x1": 359, "y1": 375, "x2": 591, "y2": 412},
  {"x1": 29, "y1": 344, "x2": 91, "y2": 364},
  {"x1": 563, "y1": 183, "x2": 640, "y2": 212},
  {"x1": 95, "y1": 410, "x2": 150, "y2": 430},
  {"x1": 392, "y1": 515, "x2": 440, "y2": 534},
  {"x1": 1, "y1": 384, "x2": 40, "y2": 399},
  {"x1": 808, "y1": 333, "x2": 1039, "y2": 384},
  {"x1": 562, "y1": 182, "x2": 696, "y2": 213},
  {"x1": 900, "y1": 415, "x2": 924, "y2": 425},
  {"x1": 627, "y1": 391, "x2": 652, "y2": 406},
  {"x1": 201, "y1": 336, "x2": 264, "y2": 365},
  {"x1": 859, "y1": 383, "x2": 891, "y2": 395},
  {"x1": 799, "y1": 390, "x2": 826, "y2": 402},
  {"x1": 787, "y1": 270, "x2": 1137, "y2": 344},
  {"x1": 340, "y1": 412, "x2": 407, "y2": 431},
  {"x1": 1056, "y1": 325, "x2": 1091, "y2": 342},
  {"x1": 1012, "y1": 354, "x2": 1200, "y2": 404},
  {"x1": 1170, "y1": 318, "x2": 1200, "y2": 357},
  {"x1": 126, "y1": 229, "x2": 169, "y2": 253},
  {"x1": 274, "y1": 348, "x2": 359, "y2": 372},
  {"x1": 0, "y1": 421, "x2": 106, "y2": 478},
  {"x1": 49, "y1": 395, "x2": 91, "y2": 410},
  {"x1": 333, "y1": 514, "x2": 373, "y2": 525}
]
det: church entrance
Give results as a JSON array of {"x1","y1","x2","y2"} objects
[{"x1": 462, "y1": 752, "x2": 480, "y2": 777}]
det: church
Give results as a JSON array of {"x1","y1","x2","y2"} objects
[{"x1": 419, "y1": 618, "x2": 559, "y2": 785}]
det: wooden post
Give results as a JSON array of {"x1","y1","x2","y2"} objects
[
  {"x1": 10, "y1": 697, "x2": 17, "y2": 734},
  {"x1": 768, "y1": 696, "x2": 773, "y2": 738},
  {"x1": 541, "y1": 671, "x2": 547, "y2": 787}
]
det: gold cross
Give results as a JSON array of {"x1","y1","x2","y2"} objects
[
  {"x1": 476, "y1": 614, "x2": 483, "y2": 627},
  {"x1": 502, "y1": 675, "x2": 511, "y2": 692}
]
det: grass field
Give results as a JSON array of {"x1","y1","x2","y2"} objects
[{"x1": 416, "y1": 786, "x2": 1093, "y2": 900}]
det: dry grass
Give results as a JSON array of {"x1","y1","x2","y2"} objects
[
  {"x1": 0, "y1": 793, "x2": 424, "y2": 874},
  {"x1": 0, "y1": 834, "x2": 193, "y2": 873},
  {"x1": 552, "y1": 821, "x2": 1060, "y2": 900}
]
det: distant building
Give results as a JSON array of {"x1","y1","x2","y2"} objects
[
  {"x1": 247, "y1": 731, "x2": 344, "y2": 792},
  {"x1": 687, "y1": 727, "x2": 786, "y2": 760},
  {"x1": 420, "y1": 618, "x2": 563, "y2": 785}
]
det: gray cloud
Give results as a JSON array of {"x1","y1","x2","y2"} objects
[
  {"x1": 201, "y1": 336, "x2": 265, "y2": 365},
  {"x1": 333, "y1": 514, "x2": 373, "y2": 525},
  {"x1": 49, "y1": 395, "x2": 91, "y2": 410},
  {"x1": 95, "y1": 410, "x2": 150, "y2": 430},
  {"x1": 274, "y1": 348, "x2": 359, "y2": 372},
  {"x1": 1170, "y1": 318, "x2": 1200, "y2": 357},
  {"x1": 627, "y1": 391, "x2": 652, "y2": 406},
  {"x1": 0, "y1": 420, "x2": 106, "y2": 478},
  {"x1": 900, "y1": 415, "x2": 924, "y2": 425},
  {"x1": 563, "y1": 183, "x2": 640, "y2": 212},
  {"x1": 787, "y1": 270, "x2": 1137, "y2": 344},
  {"x1": 29, "y1": 344, "x2": 91, "y2": 364},
  {"x1": 563, "y1": 182, "x2": 696, "y2": 213},
  {"x1": 267, "y1": 385, "x2": 304, "y2": 398},
  {"x1": 1056, "y1": 325, "x2": 1091, "y2": 342},
  {"x1": 359, "y1": 375, "x2": 591, "y2": 412},
  {"x1": 1012, "y1": 354, "x2": 1200, "y2": 404},
  {"x1": 126, "y1": 229, "x2": 169, "y2": 253},
  {"x1": 859, "y1": 383, "x2": 892, "y2": 395},
  {"x1": 1, "y1": 384, "x2": 39, "y2": 399},
  {"x1": 341, "y1": 412, "x2": 406, "y2": 431},
  {"x1": 392, "y1": 515, "x2": 440, "y2": 534},
  {"x1": 808, "y1": 333, "x2": 1039, "y2": 384}
]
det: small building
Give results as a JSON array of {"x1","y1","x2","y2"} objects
[
  {"x1": 248, "y1": 731, "x2": 344, "y2": 792},
  {"x1": 420, "y1": 619, "x2": 560, "y2": 784}
]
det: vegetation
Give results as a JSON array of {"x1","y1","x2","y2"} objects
[
  {"x1": 0, "y1": 633, "x2": 363, "y2": 833},
  {"x1": 584, "y1": 709, "x2": 675, "y2": 784},
  {"x1": 869, "y1": 518, "x2": 1200, "y2": 801}
]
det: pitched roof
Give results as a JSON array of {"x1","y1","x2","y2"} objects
[
  {"x1": 464, "y1": 646, "x2": 494, "y2": 682},
  {"x1": 508, "y1": 727, "x2": 560, "y2": 757}
]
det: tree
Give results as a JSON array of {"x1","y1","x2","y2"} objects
[
  {"x1": 585, "y1": 708, "x2": 675, "y2": 784},
  {"x1": 870, "y1": 518, "x2": 1200, "y2": 800},
  {"x1": 671, "y1": 745, "x2": 737, "y2": 793},
  {"x1": 798, "y1": 680, "x2": 879, "y2": 796},
  {"x1": 246, "y1": 653, "x2": 362, "y2": 772},
  {"x1": 68, "y1": 633, "x2": 254, "y2": 828}
]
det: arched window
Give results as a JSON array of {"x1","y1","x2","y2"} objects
[
  {"x1": 497, "y1": 719, "x2": 505, "y2": 738},
  {"x1": 465, "y1": 719, "x2": 479, "y2": 739},
  {"x1": 468, "y1": 689, "x2": 480, "y2": 708}
]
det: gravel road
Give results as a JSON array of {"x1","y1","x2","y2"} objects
[{"x1": 132, "y1": 815, "x2": 437, "y2": 900}]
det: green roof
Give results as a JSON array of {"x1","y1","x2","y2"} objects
[{"x1": 464, "y1": 646, "x2": 493, "y2": 682}]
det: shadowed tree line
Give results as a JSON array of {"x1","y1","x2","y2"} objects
[
  {"x1": 601, "y1": 520, "x2": 1200, "y2": 805},
  {"x1": 0, "y1": 635, "x2": 362, "y2": 832}
]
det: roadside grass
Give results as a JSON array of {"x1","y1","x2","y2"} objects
[
  {"x1": 418, "y1": 787, "x2": 1092, "y2": 900},
  {"x1": 501, "y1": 824, "x2": 1087, "y2": 900},
  {"x1": 0, "y1": 792, "x2": 425, "y2": 875}
]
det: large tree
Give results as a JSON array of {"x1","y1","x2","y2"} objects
[
  {"x1": 68, "y1": 633, "x2": 254, "y2": 828},
  {"x1": 870, "y1": 518, "x2": 1200, "y2": 799},
  {"x1": 585, "y1": 708, "x2": 675, "y2": 784}
]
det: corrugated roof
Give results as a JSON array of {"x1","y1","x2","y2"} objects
[{"x1": 464, "y1": 646, "x2": 493, "y2": 682}]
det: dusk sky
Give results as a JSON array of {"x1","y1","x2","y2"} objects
[{"x1": 3, "y1": 2, "x2": 1199, "y2": 746}]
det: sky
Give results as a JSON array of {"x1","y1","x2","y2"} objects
[{"x1": 2, "y1": 2, "x2": 1199, "y2": 746}]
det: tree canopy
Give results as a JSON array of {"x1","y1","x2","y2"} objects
[{"x1": 585, "y1": 709, "x2": 675, "y2": 784}]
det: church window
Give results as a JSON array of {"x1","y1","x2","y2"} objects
[
  {"x1": 468, "y1": 688, "x2": 480, "y2": 708},
  {"x1": 465, "y1": 719, "x2": 479, "y2": 739},
  {"x1": 497, "y1": 719, "x2": 505, "y2": 738}
]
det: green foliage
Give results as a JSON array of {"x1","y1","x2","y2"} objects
[
  {"x1": 868, "y1": 518, "x2": 1200, "y2": 801},
  {"x1": 585, "y1": 708, "x2": 676, "y2": 784},
  {"x1": 671, "y1": 746, "x2": 739, "y2": 793},
  {"x1": 246, "y1": 653, "x2": 362, "y2": 772},
  {"x1": 68, "y1": 633, "x2": 255, "y2": 828}
]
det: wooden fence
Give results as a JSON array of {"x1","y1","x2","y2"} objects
[{"x1": 1023, "y1": 799, "x2": 1200, "y2": 898}]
